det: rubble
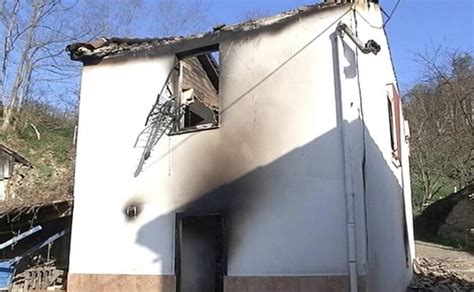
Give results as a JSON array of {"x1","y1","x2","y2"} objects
[{"x1": 408, "y1": 257, "x2": 474, "y2": 291}]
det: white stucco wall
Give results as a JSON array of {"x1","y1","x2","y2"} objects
[
  {"x1": 353, "y1": 3, "x2": 414, "y2": 291},
  {"x1": 69, "y1": 2, "x2": 413, "y2": 290}
]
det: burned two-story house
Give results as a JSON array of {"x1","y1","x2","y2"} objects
[{"x1": 66, "y1": 0, "x2": 414, "y2": 291}]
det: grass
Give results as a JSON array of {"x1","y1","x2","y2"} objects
[{"x1": 0, "y1": 108, "x2": 77, "y2": 204}]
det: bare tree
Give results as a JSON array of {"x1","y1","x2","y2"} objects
[
  {"x1": 404, "y1": 49, "x2": 473, "y2": 210},
  {"x1": 0, "y1": 0, "x2": 148, "y2": 132},
  {"x1": 0, "y1": 0, "x2": 82, "y2": 132},
  {"x1": 78, "y1": 0, "x2": 143, "y2": 37},
  {"x1": 0, "y1": 0, "x2": 211, "y2": 134}
]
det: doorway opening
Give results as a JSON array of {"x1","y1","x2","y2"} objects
[{"x1": 175, "y1": 213, "x2": 226, "y2": 292}]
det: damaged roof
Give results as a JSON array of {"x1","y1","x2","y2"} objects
[
  {"x1": 0, "y1": 144, "x2": 31, "y2": 167},
  {"x1": 66, "y1": 1, "x2": 345, "y2": 63}
]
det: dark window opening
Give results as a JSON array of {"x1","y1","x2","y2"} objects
[
  {"x1": 387, "y1": 96, "x2": 396, "y2": 152},
  {"x1": 185, "y1": 107, "x2": 204, "y2": 127},
  {"x1": 174, "y1": 46, "x2": 219, "y2": 133}
]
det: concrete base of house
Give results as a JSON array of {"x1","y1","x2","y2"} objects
[
  {"x1": 67, "y1": 274, "x2": 366, "y2": 292},
  {"x1": 67, "y1": 274, "x2": 176, "y2": 292},
  {"x1": 224, "y1": 275, "x2": 366, "y2": 292}
]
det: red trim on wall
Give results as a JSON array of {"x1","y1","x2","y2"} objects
[{"x1": 391, "y1": 84, "x2": 402, "y2": 162}]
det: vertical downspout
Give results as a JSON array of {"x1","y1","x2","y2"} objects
[
  {"x1": 336, "y1": 3, "x2": 382, "y2": 289},
  {"x1": 341, "y1": 101, "x2": 359, "y2": 292},
  {"x1": 335, "y1": 22, "x2": 359, "y2": 292}
]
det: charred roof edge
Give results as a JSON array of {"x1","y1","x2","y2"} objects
[{"x1": 66, "y1": 2, "x2": 349, "y2": 64}]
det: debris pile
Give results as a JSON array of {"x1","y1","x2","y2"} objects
[{"x1": 408, "y1": 257, "x2": 474, "y2": 291}]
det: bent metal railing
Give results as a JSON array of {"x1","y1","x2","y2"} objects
[{"x1": 134, "y1": 68, "x2": 181, "y2": 177}]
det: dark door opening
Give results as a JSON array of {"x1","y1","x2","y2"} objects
[{"x1": 175, "y1": 214, "x2": 226, "y2": 292}]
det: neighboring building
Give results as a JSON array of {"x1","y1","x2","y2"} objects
[
  {"x1": 0, "y1": 144, "x2": 31, "y2": 200},
  {"x1": 66, "y1": 0, "x2": 414, "y2": 291},
  {"x1": 0, "y1": 199, "x2": 72, "y2": 290},
  {"x1": 0, "y1": 147, "x2": 72, "y2": 291}
]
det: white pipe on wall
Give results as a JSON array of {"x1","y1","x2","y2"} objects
[{"x1": 336, "y1": 22, "x2": 359, "y2": 292}]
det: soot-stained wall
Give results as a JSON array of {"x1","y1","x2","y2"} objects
[
  {"x1": 70, "y1": 4, "x2": 354, "y2": 276},
  {"x1": 69, "y1": 4, "x2": 411, "y2": 290}
]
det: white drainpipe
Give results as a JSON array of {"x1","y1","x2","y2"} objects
[
  {"x1": 336, "y1": 24, "x2": 359, "y2": 292},
  {"x1": 336, "y1": 10, "x2": 380, "y2": 290},
  {"x1": 341, "y1": 104, "x2": 359, "y2": 292}
]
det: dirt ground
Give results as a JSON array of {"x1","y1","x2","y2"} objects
[{"x1": 415, "y1": 240, "x2": 474, "y2": 282}]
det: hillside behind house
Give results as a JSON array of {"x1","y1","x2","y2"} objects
[{"x1": 0, "y1": 101, "x2": 76, "y2": 211}]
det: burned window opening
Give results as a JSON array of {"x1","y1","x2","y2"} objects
[
  {"x1": 134, "y1": 46, "x2": 219, "y2": 176},
  {"x1": 174, "y1": 46, "x2": 220, "y2": 133}
]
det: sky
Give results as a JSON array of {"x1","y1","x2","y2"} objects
[{"x1": 202, "y1": 0, "x2": 474, "y2": 92}]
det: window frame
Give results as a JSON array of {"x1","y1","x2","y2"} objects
[
  {"x1": 386, "y1": 83, "x2": 402, "y2": 165},
  {"x1": 171, "y1": 44, "x2": 220, "y2": 135}
]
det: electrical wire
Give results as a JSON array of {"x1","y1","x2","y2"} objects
[
  {"x1": 355, "y1": 0, "x2": 401, "y2": 30},
  {"x1": 382, "y1": 0, "x2": 401, "y2": 28}
]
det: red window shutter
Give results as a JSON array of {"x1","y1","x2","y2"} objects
[{"x1": 392, "y1": 84, "x2": 402, "y2": 161}]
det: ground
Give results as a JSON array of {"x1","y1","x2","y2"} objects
[
  {"x1": 408, "y1": 240, "x2": 474, "y2": 291},
  {"x1": 416, "y1": 241, "x2": 474, "y2": 282}
]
